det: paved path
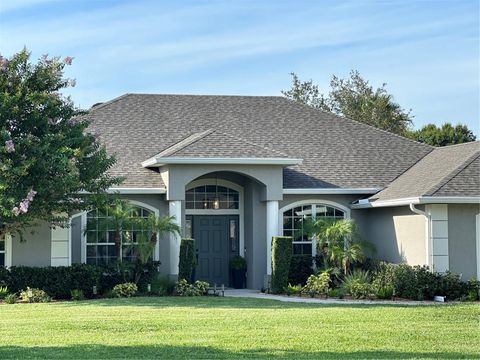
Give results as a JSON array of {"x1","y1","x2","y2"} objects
[{"x1": 223, "y1": 289, "x2": 442, "y2": 305}]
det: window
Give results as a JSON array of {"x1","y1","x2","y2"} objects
[
  {"x1": 282, "y1": 204, "x2": 345, "y2": 255},
  {"x1": 86, "y1": 206, "x2": 153, "y2": 265},
  {"x1": 0, "y1": 236, "x2": 5, "y2": 267},
  {"x1": 186, "y1": 185, "x2": 239, "y2": 210}
]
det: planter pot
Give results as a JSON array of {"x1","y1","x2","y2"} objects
[{"x1": 231, "y1": 269, "x2": 246, "y2": 289}]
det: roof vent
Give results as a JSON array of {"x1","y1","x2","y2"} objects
[{"x1": 91, "y1": 102, "x2": 103, "y2": 108}]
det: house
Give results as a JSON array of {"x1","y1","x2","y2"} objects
[{"x1": 1, "y1": 94, "x2": 479, "y2": 288}]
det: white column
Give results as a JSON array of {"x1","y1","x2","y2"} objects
[
  {"x1": 169, "y1": 200, "x2": 182, "y2": 276},
  {"x1": 266, "y1": 200, "x2": 279, "y2": 275}
]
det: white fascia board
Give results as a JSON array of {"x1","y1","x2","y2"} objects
[
  {"x1": 107, "y1": 187, "x2": 167, "y2": 194},
  {"x1": 352, "y1": 196, "x2": 480, "y2": 209},
  {"x1": 283, "y1": 188, "x2": 382, "y2": 195},
  {"x1": 142, "y1": 157, "x2": 303, "y2": 167}
]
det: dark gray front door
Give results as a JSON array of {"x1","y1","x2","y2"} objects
[{"x1": 192, "y1": 215, "x2": 238, "y2": 286}]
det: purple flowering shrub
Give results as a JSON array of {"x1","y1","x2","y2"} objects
[{"x1": 0, "y1": 49, "x2": 120, "y2": 238}]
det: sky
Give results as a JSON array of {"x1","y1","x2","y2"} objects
[{"x1": 1, "y1": 0, "x2": 479, "y2": 134}]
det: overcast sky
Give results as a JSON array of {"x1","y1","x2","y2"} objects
[{"x1": 1, "y1": 0, "x2": 479, "y2": 134}]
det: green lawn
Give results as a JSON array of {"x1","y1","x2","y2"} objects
[{"x1": 0, "y1": 297, "x2": 478, "y2": 359}]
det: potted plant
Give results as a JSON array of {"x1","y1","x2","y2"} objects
[{"x1": 230, "y1": 256, "x2": 247, "y2": 289}]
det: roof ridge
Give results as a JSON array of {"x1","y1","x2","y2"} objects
[
  {"x1": 215, "y1": 130, "x2": 290, "y2": 157},
  {"x1": 88, "y1": 93, "x2": 131, "y2": 111},
  {"x1": 431, "y1": 141, "x2": 480, "y2": 150},
  {"x1": 281, "y1": 97, "x2": 434, "y2": 150},
  {"x1": 126, "y1": 93, "x2": 285, "y2": 99},
  {"x1": 155, "y1": 129, "x2": 214, "y2": 157},
  {"x1": 427, "y1": 150, "x2": 480, "y2": 196}
]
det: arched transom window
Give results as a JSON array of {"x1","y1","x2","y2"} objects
[
  {"x1": 186, "y1": 185, "x2": 239, "y2": 210},
  {"x1": 282, "y1": 204, "x2": 345, "y2": 255},
  {"x1": 86, "y1": 206, "x2": 153, "y2": 265}
]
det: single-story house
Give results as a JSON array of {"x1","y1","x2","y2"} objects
[{"x1": 1, "y1": 94, "x2": 479, "y2": 288}]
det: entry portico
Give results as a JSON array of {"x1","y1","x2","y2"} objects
[{"x1": 144, "y1": 158, "x2": 301, "y2": 289}]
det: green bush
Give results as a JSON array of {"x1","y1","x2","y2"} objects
[
  {"x1": 341, "y1": 269, "x2": 372, "y2": 299},
  {"x1": 288, "y1": 256, "x2": 314, "y2": 286},
  {"x1": 178, "y1": 238, "x2": 196, "y2": 282},
  {"x1": 20, "y1": 287, "x2": 51, "y2": 303},
  {"x1": 71, "y1": 289, "x2": 86, "y2": 301},
  {"x1": 271, "y1": 236, "x2": 293, "y2": 294},
  {"x1": 6, "y1": 264, "x2": 101, "y2": 299},
  {"x1": 4, "y1": 293, "x2": 16, "y2": 304},
  {"x1": 376, "y1": 286, "x2": 394, "y2": 300},
  {"x1": 0, "y1": 286, "x2": 8, "y2": 299},
  {"x1": 284, "y1": 283, "x2": 302, "y2": 296},
  {"x1": 302, "y1": 272, "x2": 330, "y2": 297},
  {"x1": 151, "y1": 275, "x2": 176, "y2": 296},
  {"x1": 112, "y1": 283, "x2": 138, "y2": 298},
  {"x1": 230, "y1": 255, "x2": 247, "y2": 270},
  {"x1": 175, "y1": 279, "x2": 209, "y2": 296},
  {"x1": 327, "y1": 287, "x2": 346, "y2": 299}
]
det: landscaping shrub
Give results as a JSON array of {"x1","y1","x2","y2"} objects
[
  {"x1": 178, "y1": 238, "x2": 195, "y2": 282},
  {"x1": 112, "y1": 283, "x2": 138, "y2": 298},
  {"x1": 19, "y1": 287, "x2": 51, "y2": 303},
  {"x1": 288, "y1": 256, "x2": 314, "y2": 286},
  {"x1": 71, "y1": 289, "x2": 86, "y2": 301},
  {"x1": 4, "y1": 293, "x2": 17, "y2": 304},
  {"x1": 341, "y1": 269, "x2": 372, "y2": 299},
  {"x1": 151, "y1": 275, "x2": 176, "y2": 296},
  {"x1": 327, "y1": 287, "x2": 345, "y2": 299},
  {"x1": 271, "y1": 236, "x2": 293, "y2": 294},
  {"x1": 175, "y1": 279, "x2": 209, "y2": 296},
  {"x1": 284, "y1": 283, "x2": 302, "y2": 296},
  {"x1": 376, "y1": 285, "x2": 394, "y2": 300},
  {"x1": 302, "y1": 272, "x2": 330, "y2": 297},
  {"x1": 6, "y1": 264, "x2": 101, "y2": 299},
  {"x1": 0, "y1": 286, "x2": 8, "y2": 299},
  {"x1": 435, "y1": 272, "x2": 465, "y2": 300}
]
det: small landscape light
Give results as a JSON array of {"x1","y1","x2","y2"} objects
[
  {"x1": 93, "y1": 285, "x2": 97, "y2": 296},
  {"x1": 147, "y1": 283, "x2": 151, "y2": 293}
]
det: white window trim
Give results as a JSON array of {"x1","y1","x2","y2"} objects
[
  {"x1": 278, "y1": 199, "x2": 350, "y2": 257},
  {"x1": 185, "y1": 179, "x2": 244, "y2": 257},
  {"x1": 0, "y1": 233, "x2": 12, "y2": 268},
  {"x1": 77, "y1": 200, "x2": 160, "y2": 264}
]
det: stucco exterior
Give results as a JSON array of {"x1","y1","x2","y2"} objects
[
  {"x1": 12, "y1": 221, "x2": 52, "y2": 267},
  {"x1": 448, "y1": 203, "x2": 480, "y2": 280},
  {"x1": 361, "y1": 206, "x2": 427, "y2": 266}
]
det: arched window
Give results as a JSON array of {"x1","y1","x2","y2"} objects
[
  {"x1": 282, "y1": 203, "x2": 346, "y2": 255},
  {"x1": 186, "y1": 185, "x2": 239, "y2": 210},
  {"x1": 86, "y1": 206, "x2": 153, "y2": 265}
]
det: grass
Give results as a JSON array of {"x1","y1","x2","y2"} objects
[{"x1": 0, "y1": 297, "x2": 478, "y2": 359}]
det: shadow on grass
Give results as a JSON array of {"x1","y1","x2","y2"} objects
[
  {"x1": 0, "y1": 344, "x2": 474, "y2": 359},
  {"x1": 52, "y1": 296, "x2": 457, "y2": 310}
]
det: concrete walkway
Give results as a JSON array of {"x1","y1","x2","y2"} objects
[{"x1": 223, "y1": 289, "x2": 442, "y2": 306}]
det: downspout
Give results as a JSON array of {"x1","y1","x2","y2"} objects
[{"x1": 409, "y1": 203, "x2": 432, "y2": 270}]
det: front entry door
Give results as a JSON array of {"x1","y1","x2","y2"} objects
[{"x1": 192, "y1": 215, "x2": 238, "y2": 286}]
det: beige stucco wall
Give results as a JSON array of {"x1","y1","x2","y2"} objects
[
  {"x1": 362, "y1": 206, "x2": 426, "y2": 265},
  {"x1": 12, "y1": 221, "x2": 52, "y2": 267},
  {"x1": 448, "y1": 203, "x2": 479, "y2": 280}
]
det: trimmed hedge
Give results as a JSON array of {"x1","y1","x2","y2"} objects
[
  {"x1": 178, "y1": 238, "x2": 196, "y2": 282},
  {"x1": 271, "y1": 236, "x2": 293, "y2": 294},
  {"x1": 288, "y1": 256, "x2": 315, "y2": 286},
  {"x1": 0, "y1": 264, "x2": 101, "y2": 299}
]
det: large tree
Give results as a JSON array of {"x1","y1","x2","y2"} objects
[
  {"x1": 407, "y1": 123, "x2": 476, "y2": 146},
  {"x1": 0, "y1": 49, "x2": 119, "y2": 238},
  {"x1": 282, "y1": 71, "x2": 413, "y2": 135}
]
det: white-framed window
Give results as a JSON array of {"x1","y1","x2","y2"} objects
[
  {"x1": 0, "y1": 236, "x2": 5, "y2": 267},
  {"x1": 282, "y1": 204, "x2": 346, "y2": 255},
  {"x1": 85, "y1": 206, "x2": 153, "y2": 265}
]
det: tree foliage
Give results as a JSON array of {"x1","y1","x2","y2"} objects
[
  {"x1": 406, "y1": 123, "x2": 476, "y2": 146},
  {"x1": 282, "y1": 71, "x2": 413, "y2": 135},
  {"x1": 0, "y1": 49, "x2": 119, "y2": 238}
]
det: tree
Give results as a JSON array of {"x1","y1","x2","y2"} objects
[
  {"x1": 407, "y1": 123, "x2": 476, "y2": 146},
  {"x1": 0, "y1": 49, "x2": 120, "y2": 239},
  {"x1": 282, "y1": 71, "x2": 413, "y2": 135},
  {"x1": 303, "y1": 218, "x2": 374, "y2": 274}
]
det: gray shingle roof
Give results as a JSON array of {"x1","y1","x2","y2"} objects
[
  {"x1": 369, "y1": 141, "x2": 480, "y2": 201},
  {"x1": 151, "y1": 129, "x2": 291, "y2": 159},
  {"x1": 86, "y1": 94, "x2": 433, "y2": 189}
]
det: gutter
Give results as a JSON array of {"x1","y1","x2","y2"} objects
[{"x1": 351, "y1": 196, "x2": 480, "y2": 209}]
